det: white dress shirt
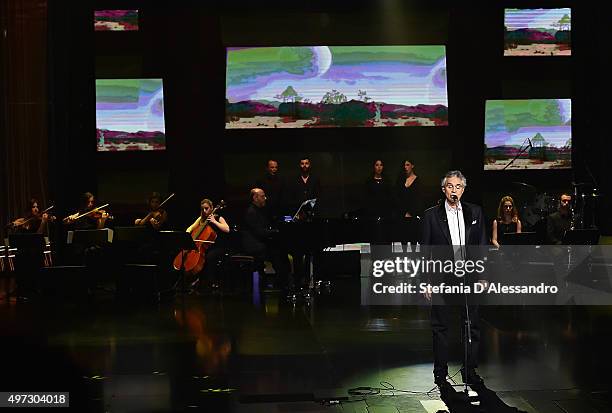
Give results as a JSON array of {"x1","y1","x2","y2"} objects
[{"x1": 445, "y1": 200, "x2": 466, "y2": 260}]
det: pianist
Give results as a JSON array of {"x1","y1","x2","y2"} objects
[{"x1": 242, "y1": 188, "x2": 291, "y2": 291}]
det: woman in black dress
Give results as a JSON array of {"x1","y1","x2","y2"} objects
[
  {"x1": 395, "y1": 159, "x2": 421, "y2": 218},
  {"x1": 492, "y1": 195, "x2": 522, "y2": 248},
  {"x1": 364, "y1": 159, "x2": 392, "y2": 219}
]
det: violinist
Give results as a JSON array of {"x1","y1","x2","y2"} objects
[
  {"x1": 8, "y1": 198, "x2": 54, "y2": 235},
  {"x1": 185, "y1": 198, "x2": 230, "y2": 288},
  {"x1": 135, "y1": 192, "x2": 168, "y2": 230},
  {"x1": 64, "y1": 192, "x2": 109, "y2": 230}
]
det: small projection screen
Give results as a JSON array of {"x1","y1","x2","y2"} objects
[
  {"x1": 504, "y1": 8, "x2": 571, "y2": 56},
  {"x1": 94, "y1": 10, "x2": 139, "y2": 31},
  {"x1": 484, "y1": 99, "x2": 571, "y2": 170},
  {"x1": 96, "y1": 79, "x2": 166, "y2": 152}
]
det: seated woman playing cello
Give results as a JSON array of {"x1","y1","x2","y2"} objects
[{"x1": 177, "y1": 198, "x2": 229, "y2": 289}]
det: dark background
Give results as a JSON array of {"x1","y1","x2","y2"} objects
[{"x1": 1, "y1": 0, "x2": 608, "y2": 237}]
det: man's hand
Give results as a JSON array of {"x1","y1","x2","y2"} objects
[{"x1": 423, "y1": 285, "x2": 432, "y2": 302}]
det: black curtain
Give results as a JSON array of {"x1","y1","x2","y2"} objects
[{"x1": 0, "y1": 0, "x2": 48, "y2": 240}]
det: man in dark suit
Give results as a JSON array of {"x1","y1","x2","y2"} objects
[{"x1": 421, "y1": 170, "x2": 488, "y2": 391}]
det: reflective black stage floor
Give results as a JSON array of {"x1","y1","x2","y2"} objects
[{"x1": 1, "y1": 277, "x2": 611, "y2": 412}]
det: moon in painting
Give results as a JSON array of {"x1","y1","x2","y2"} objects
[{"x1": 310, "y1": 46, "x2": 332, "y2": 76}]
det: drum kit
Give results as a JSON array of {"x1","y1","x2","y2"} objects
[{"x1": 510, "y1": 182, "x2": 599, "y2": 230}]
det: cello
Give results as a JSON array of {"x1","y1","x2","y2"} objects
[{"x1": 173, "y1": 200, "x2": 226, "y2": 276}]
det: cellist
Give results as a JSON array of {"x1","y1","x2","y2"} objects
[{"x1": 185, "y1": 198, "x2": 229, "y2": 288}]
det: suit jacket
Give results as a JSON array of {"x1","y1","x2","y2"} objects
[
  {"x1": 421, "y1": 200, "x2": 488, "y2": 264},
  {"x1": 422, "y1": 201, "x2": 487, "y2": 246},
  {"x1": 420, "y1": 201, "x2": 488, "y2": 293}
]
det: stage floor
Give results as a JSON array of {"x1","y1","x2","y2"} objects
[{"x1": 1, "y1": 276, "x2": 611, "y2": 412}]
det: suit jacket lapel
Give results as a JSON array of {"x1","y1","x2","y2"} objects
[{"x1": 436, "y1": 204, "x2": 452, "y2": 245}]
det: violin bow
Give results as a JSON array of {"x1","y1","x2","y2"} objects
[{"x1": 70, "y1": 203, "x2": 110, "y2": 221}]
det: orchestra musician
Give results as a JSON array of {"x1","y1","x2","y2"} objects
[
  {"x1": 547, "y1": 193, "x2": 572, "y2": 245},
  {"x1": 63, "y1": 192, "x2": 109, "y2": 230},
  {"x1": 491, "y1": 195, "x2": 522, "y2": 248},
  {"x1": 8, "y1": 198, "x2": 53, "y2": 235},
  {"x1": 185, "y1": 198, "x2": 229, "y2": 288},
  {"x1": 242, "y1": 188, "x2": 291, "y2": 290},
  {"x1": 135, "y1": 192, "x2": 168, "y2": 230}
]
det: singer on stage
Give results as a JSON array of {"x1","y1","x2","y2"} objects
[{"x1": 421, "y1": 170, "x2": 488, "y2": 391}]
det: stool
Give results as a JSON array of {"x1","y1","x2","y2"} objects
[
  {"x1": 0, "y1": 246, "x2": 6, "y2": 272},
  {"x1": 221, "y1": 254, "x2": 256, "y2": 294}
]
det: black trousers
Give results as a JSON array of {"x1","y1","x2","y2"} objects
[
  {"x1": 248, "y1": 246, "x2": 291, "y2": 288},
  {"x1": 202, "y1": 247, "x2": 226, "y2": 282},
  {"x1": 430, "y1": 299, "x2": 480, "y2": 379}
]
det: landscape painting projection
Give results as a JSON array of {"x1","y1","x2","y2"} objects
[
  {"x1": 225, "y1": 46, "x2": 448, "y2": 129},
  {"x1": 94, "y1": 10, "x2": 139, "y2": 31},
  {"x1": 96, "y1": 79, "x2": 166, "y2": 152},
  {"x1": 504, "y1": 8, "x2": 571, "y2": 56},
  {"x1": 484, "y1": 99, "x2": 571, "y2": 170}
]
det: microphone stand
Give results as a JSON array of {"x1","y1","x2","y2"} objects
[{"x1": 452, "y1": 195, "x2": 473, "y2": 396}]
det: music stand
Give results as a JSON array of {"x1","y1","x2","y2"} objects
[
  {"x1": 292, "y1": 198, "x2": 317, "y2": 222},
  {"x1": 69, "y1": 229, "x2": 113, "y2": 246},
  {"x1": 563, "y1": 229, "x2": 600, "y2": 245},
  {"x1": 502, "y1": 231, "x2": 538, "y2": 245},
  {"x1": 158, "y1": 231, "x2": 196, "y2": 294},
  {"x1": 8, "y1": 233, "x2": 46, "y2": 269},
  {"x1": 113, "y1": 226, "x2": 150, "y2": 243}
]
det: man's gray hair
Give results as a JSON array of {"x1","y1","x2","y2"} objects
[{"x1": 441, "y1": 170, "x2": 467, "y2": 188}]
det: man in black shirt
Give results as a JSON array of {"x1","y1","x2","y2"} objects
[
  {"x1": 286, "y1": 157, "x2": 321, "y2": 219},
  {"x1": 255, "y1": 159, "x2": 285, "y2": 220},
  {"x1": 547, "y1": 193, "x2": 572, "y2": 245},
  {"x1": 242, "y1": 188, "x2": 290, "y2": 288}
]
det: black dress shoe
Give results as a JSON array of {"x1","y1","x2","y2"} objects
[
  {"x1": 461, "y1": 369, "x2": 485, "y2": 386},
  {"x1": 434, "y1": 376, "x2": 453, "y2": 392}
]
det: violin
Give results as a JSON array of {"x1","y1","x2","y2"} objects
[
  {"x1": 9, "y1": 205, "x2": 56, "y2": 231},
  {"x1": 136, "y1": 193, "x2": 175, "y2": 228},
  {"x1": 63, "y1": 203, "x2": 113, "y2": 224},
  {"x1": 173, "y1": 200, "x2": 226, "y2": 276},
  {"x1": 89, "y1": 209, "x2": 113, "y2": 220}
]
